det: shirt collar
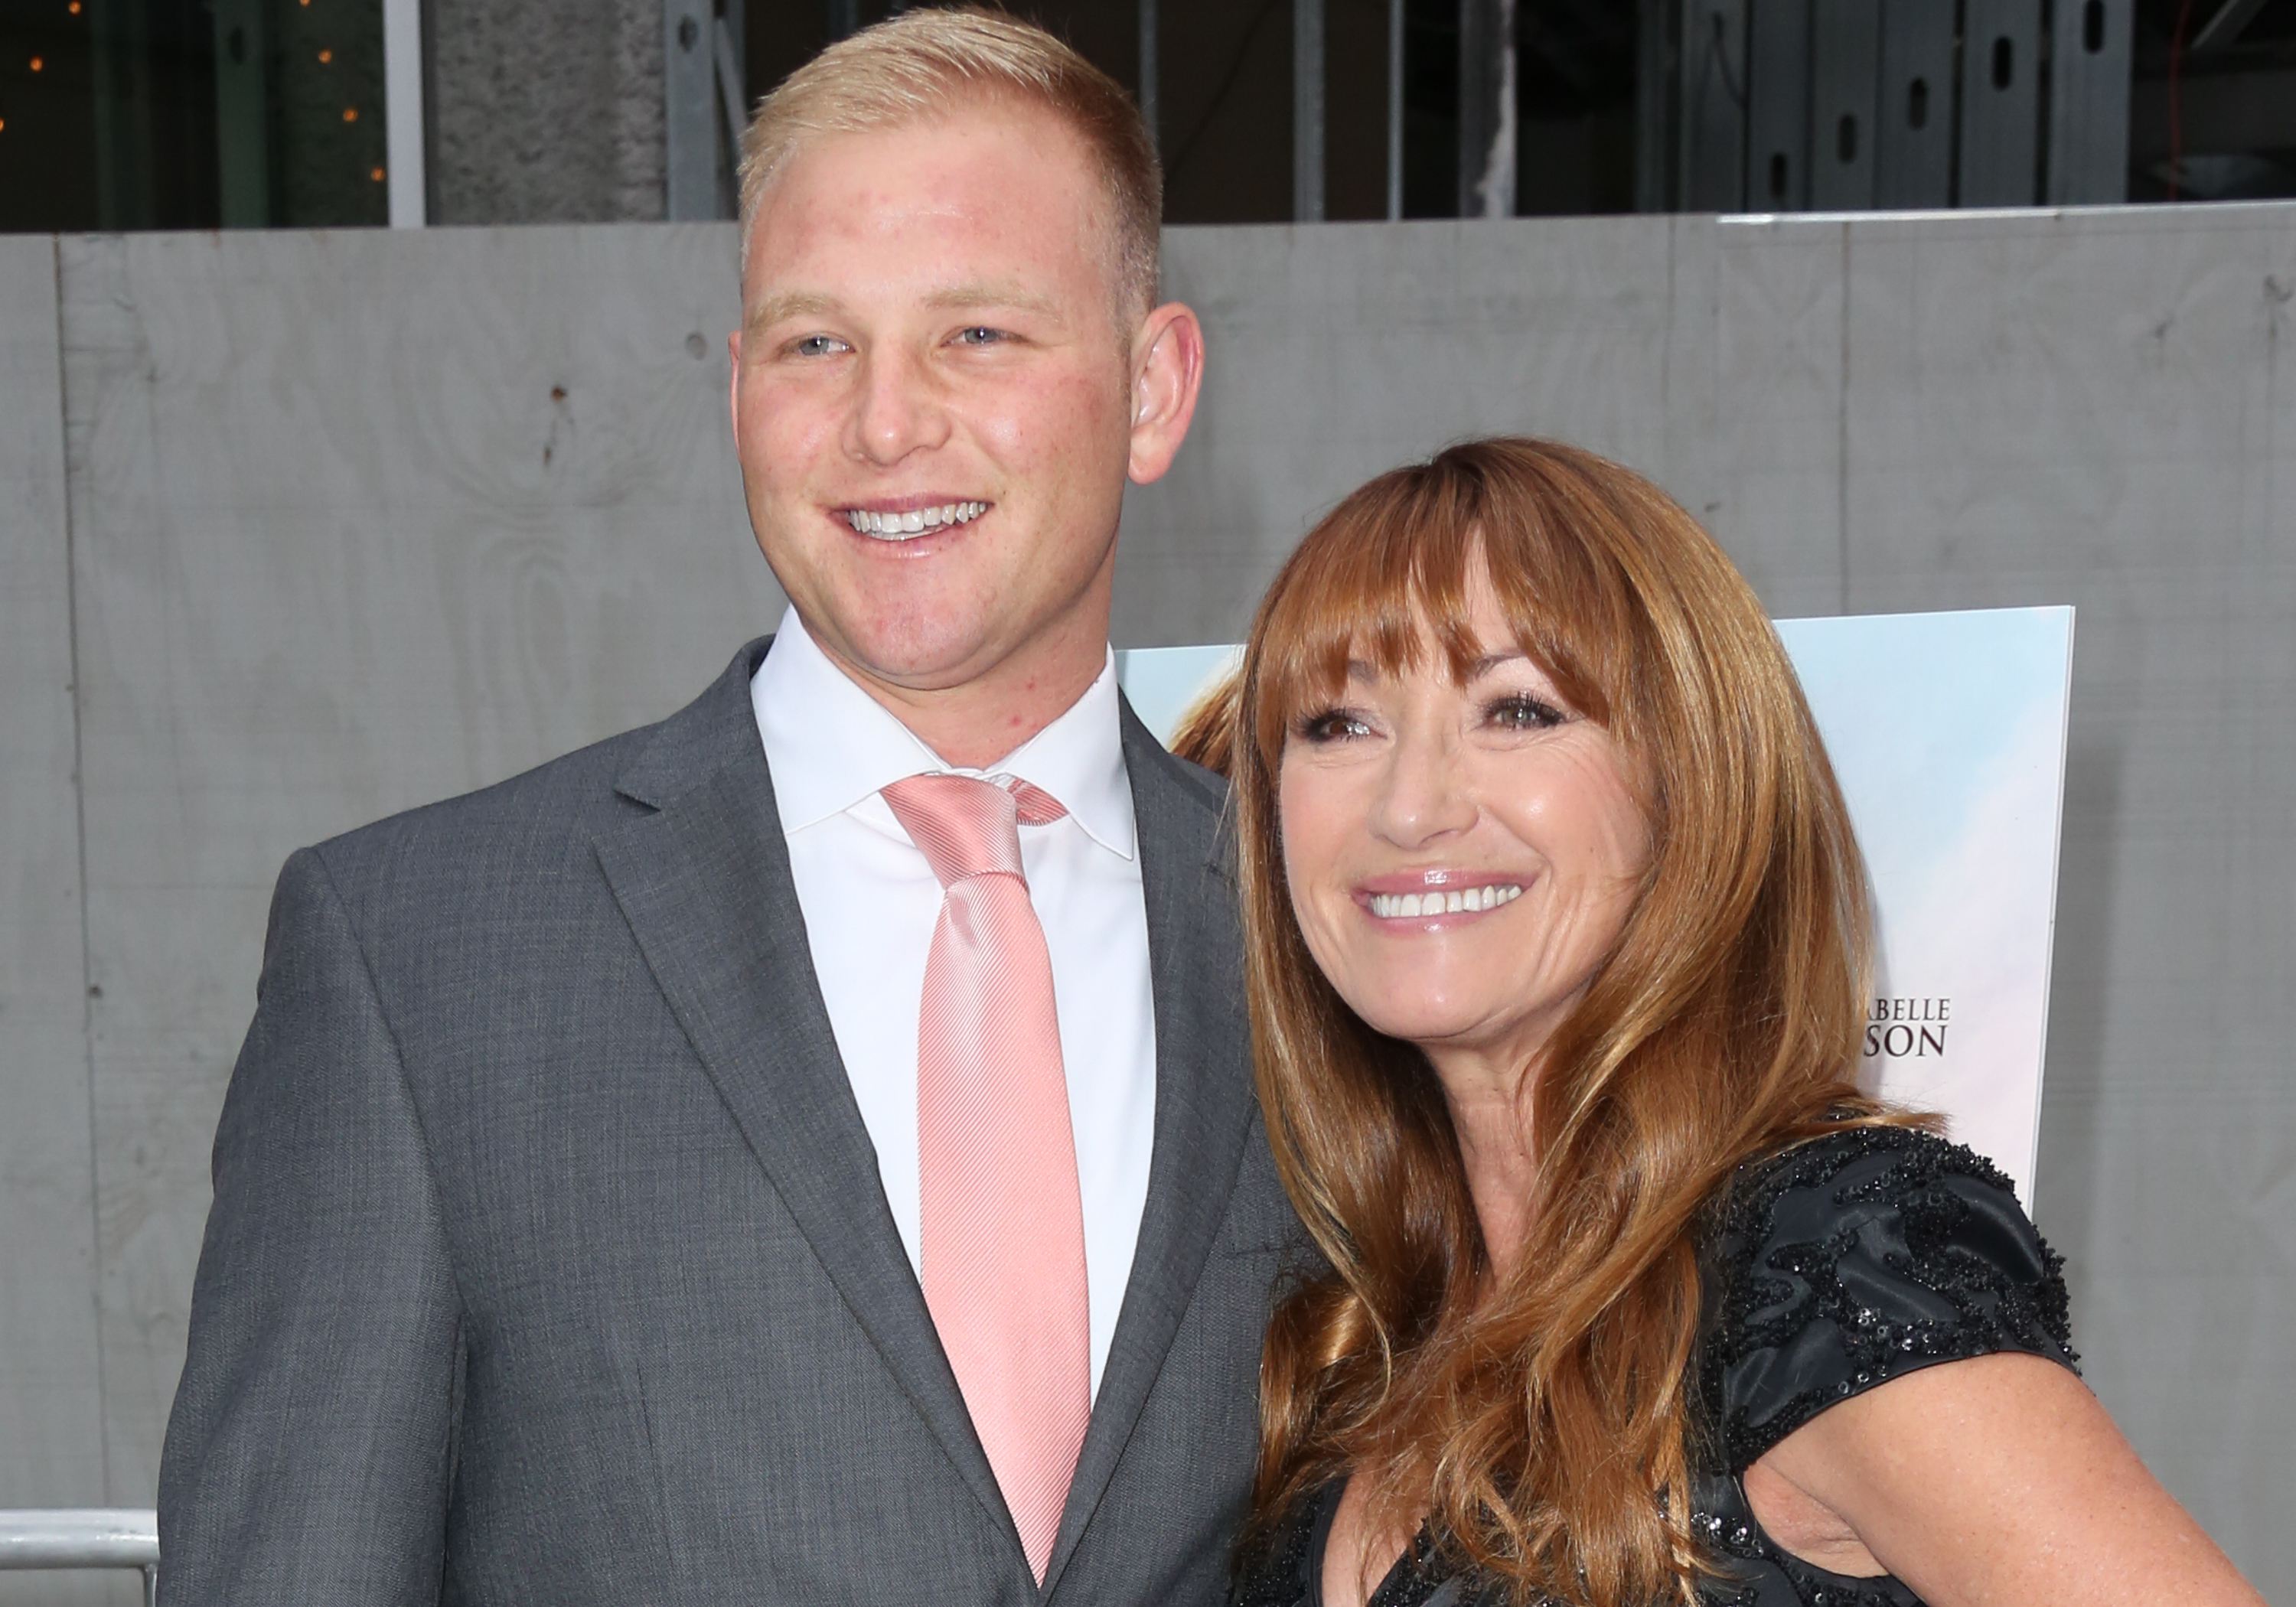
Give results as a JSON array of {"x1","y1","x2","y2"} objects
[{"x1": 750, "y1": 605, "x2": 1137, "y2": 861}]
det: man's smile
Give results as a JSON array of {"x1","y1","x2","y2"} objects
[{"x1": 840, "y1": 500, "x2": 993, "y2": 539}]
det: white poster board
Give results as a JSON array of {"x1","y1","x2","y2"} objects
[{"x1": 1116, "y1": 606, "x2": 2076, "y2": 1211}]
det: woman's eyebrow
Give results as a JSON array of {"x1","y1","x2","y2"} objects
[{"x1": 1469, "y1": 650, "x2": 1528, "y2": 677}]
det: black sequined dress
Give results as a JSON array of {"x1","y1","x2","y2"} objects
[{"x1": 1230, "y1": 1127, "x2": 2080, "y2": 1607}]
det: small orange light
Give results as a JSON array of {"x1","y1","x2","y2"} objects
[
  {"x1": 30, "y1": 54, "x2": 44, "y2": 70},
  {"x1": 370, "y1": 166, "x2": 385, "y2": 181},
  {"x1": 342, "y1": 106, "x2": 357, "y2": 122},
  {"x1": 0, "y1": 116, "x2": 8, "y2": 132},
  {"x1": 68, "y1": 1, "x2": 80, "y2": 12},
  {"x1": 318, "y1": 47, "x2": 331, "y2": 62}
]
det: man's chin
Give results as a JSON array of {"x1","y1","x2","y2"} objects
[{"x1": 805, "y1": 611, "x2": 1006, "y2": 696}]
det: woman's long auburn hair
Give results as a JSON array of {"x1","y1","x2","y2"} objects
[{"x1": 1234, "y1": 438, "x2": 1913, "y2": 1605}]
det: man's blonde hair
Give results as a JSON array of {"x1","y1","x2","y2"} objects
[{"x1": 737, "y1": 6, "x2": 1163, "y2": 319}]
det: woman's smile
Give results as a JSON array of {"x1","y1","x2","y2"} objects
[{"x1": 1357, "y1": 875, "x2": 1526, "y2": 922}]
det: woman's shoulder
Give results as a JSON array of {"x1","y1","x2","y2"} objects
[{"x1": 1695, "y1": 1123, "x2": 2079, "y2": 1475}]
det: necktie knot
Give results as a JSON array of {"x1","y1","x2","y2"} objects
[{"x1": 881, "y1": 773, "x2": 1067, "y2": 888}]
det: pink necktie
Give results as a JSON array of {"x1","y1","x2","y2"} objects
[{"x1": 880, "y1": 772, "x2": 1090, "y2": 1583}]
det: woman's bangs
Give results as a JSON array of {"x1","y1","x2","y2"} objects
[
  {"x1": 1479, "y1": 540, "x2": 1616, "y2": 731},
  {"x1": 1251, "y1": 484, "x2": 1494, "y2": 767}
]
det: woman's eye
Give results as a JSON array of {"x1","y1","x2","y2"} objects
[
  {"x1": 1486, "y1": 693, "x2": 1564, "y2": 731},
  {"x1": 1295, "y1": 708, "x2": 1373, "y2": 744}
]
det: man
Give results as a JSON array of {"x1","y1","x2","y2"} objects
[{"x1": 158, "y1": 11, "x2": 1297, "y2": 1603}]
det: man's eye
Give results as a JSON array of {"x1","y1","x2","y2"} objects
[
  {"x1": 1486, "y1": 693, "x2": 1565, "y2": 730},
  {"x1": 954, "y1": 326, "x2": 1005, "y2": 347},
  {"x1": 791, "y1": 334, "x2": 848, "y2": 357},
  {"x1": 1294, "y1": 708, "x2": 1373, "y2": 744}
]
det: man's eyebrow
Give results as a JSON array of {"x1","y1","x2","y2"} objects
[
  {"x1": 745, "y1": 291, "x2": 840, "y2": 333},
  {"x1": 744, "y1": 282, "x2": 1067, "y2": 334},
  {"x1": 920, "y1": 280, "x2": 1065, "y2": 318}
]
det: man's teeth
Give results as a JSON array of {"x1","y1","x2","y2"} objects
[
  {"x1": 843, "y1": 501, "x2": 989, "y2": 538},
  {"x1": 1368, "y1": 885, "x2": 1523, "y2": 918}
]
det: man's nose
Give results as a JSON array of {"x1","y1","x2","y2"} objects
[
  {"x1": 844, "y1": 345, "x2": 951, "y2": 464},
  {"x1": 1368, "y1": 726, "x2": 1476, "y2": 849}
]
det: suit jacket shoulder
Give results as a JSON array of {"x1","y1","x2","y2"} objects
[{"x1": 301, "y1": 639, "x2": 770, "y2": 940}]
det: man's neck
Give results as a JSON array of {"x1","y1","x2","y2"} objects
[{"x1": 804, "y1": 618, "x2": 1112, "y2": 771}]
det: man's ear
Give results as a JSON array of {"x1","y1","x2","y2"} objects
[
  {"x1": 727, "y1": 328, "x2": 744, "y2": 436},
  {"x1": 1127, "y1": 302, "x2": 1205, "y2": 487}
]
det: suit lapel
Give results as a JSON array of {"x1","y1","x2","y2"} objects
[
  {"x1": 1044, "y1": 702, "x2": 1258, "y2": 1594},
  {"x1": 592, "y1": 640, "x2": 1013, "y2": 1543}
]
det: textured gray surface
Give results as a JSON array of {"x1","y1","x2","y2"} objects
[
  {"x1": 428, "y1": 0, "x2": 665, "y2": 223},
  {"x1": 0, "y1": 236, "x2": 130, "y2": 1607},
  {"x1": 0, "y1": 207, "x2": 2289, "y2": 1596},
  {"x1": 1114, "y1": 210, "x2": 1867, "y2": 636},
  {"x1": 1838, "y1": 207, "x2": 2296, "y2": 1579},
  {"x1": 51, "y1": 223, "x2": 778, "y2": 1520}
]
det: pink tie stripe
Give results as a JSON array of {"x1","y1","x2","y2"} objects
[{"x1": 880, "y1": 772, "x2": 1090, "y2": 1584}]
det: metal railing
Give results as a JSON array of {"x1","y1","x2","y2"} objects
[{"x1": 0, "y1": 1510, "x2": 158, "y2": 1605}]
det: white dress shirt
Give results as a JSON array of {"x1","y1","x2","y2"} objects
[{"x1": 750, "y1": 607, "x2": 1157, "y2": 1400}]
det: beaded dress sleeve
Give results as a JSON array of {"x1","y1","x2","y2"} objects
[
  {"x1": 1230, "y1": 1126, "x2": 2081, "y2": 1607},
  {"x1": 1686, "y1": 1125, "x2": 2081, "y2": 1606}
]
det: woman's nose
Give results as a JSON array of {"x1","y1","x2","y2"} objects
[
  {"x1": 1368, "y1": 728, "x2": 1476, "y2": 848},
  {"x1": 845, "y1": 347, "x2": 951, "y2": 464}
]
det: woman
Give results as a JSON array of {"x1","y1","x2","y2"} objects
[{"x1": 1221, "y1": 438, "x2": 2262, "y2": 1607}]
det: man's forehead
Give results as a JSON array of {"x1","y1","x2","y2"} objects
[
  {"x1": 763, "y1": 99, "x2": 1097, "y2": 211},
  {"x1": 748, "y1": 105, "x2": 1110, "y2": 247},
  {"x1": 742, "y1": 142, "x2": 1122, "y2": 325}
]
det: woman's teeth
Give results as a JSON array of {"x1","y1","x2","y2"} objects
[
  {"x1": 843, "y1": 501, "x2": 989, "y2": 539},
  {"x1": 1368, "y1": 885, "x2": 1522, "y2": 918}
]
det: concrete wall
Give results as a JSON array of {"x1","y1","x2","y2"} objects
[
  {"x1": 4, "y1": 223, "x2": 774, "y2": 1604},
  {"x1": 428, "y1": 0, "x2": 665, "y2": 223},
  {"x1": 0, "y1": 206, "x2": 2290, "y2": 1598},
  {"x1": 0, "y1": 237, "x2": 115, "y2": 1606}
]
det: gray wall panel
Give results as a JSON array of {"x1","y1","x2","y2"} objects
[
  {"x1": 1838, "y1": 205, "x2": 2296, "y2": 1586},
  {"x1": 1117, "y1": 216, "x2": 1691, "y2": 647},
  {"x1": 54, "y1": 224, "x2": 779, "y2": 1504},
  {"x1": 1704, "y1": 217, "x2": 1849, "y2": 614},
  {"x1": 1117, "y1": 214, "x2": 1845, "y2": 645},
  {"x1": 0, "y1": 237, "x2": 126, "y2": 1607}
]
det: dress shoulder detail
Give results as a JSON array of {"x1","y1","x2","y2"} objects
[
  {"x1": 1698, "y1": 1125, "x2": 2079, "y2": 1474},
  {"x1": 1228, "y1": 1504, "x2": 1319, "y2": 1607},
  {"x1": 1228, "y1": 1483, "x2": 1482, "y2": 1607}
]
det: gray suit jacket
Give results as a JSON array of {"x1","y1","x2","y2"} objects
[{"x1": 158, "y1": 638, "x2": 1300, "y2": 1605}]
